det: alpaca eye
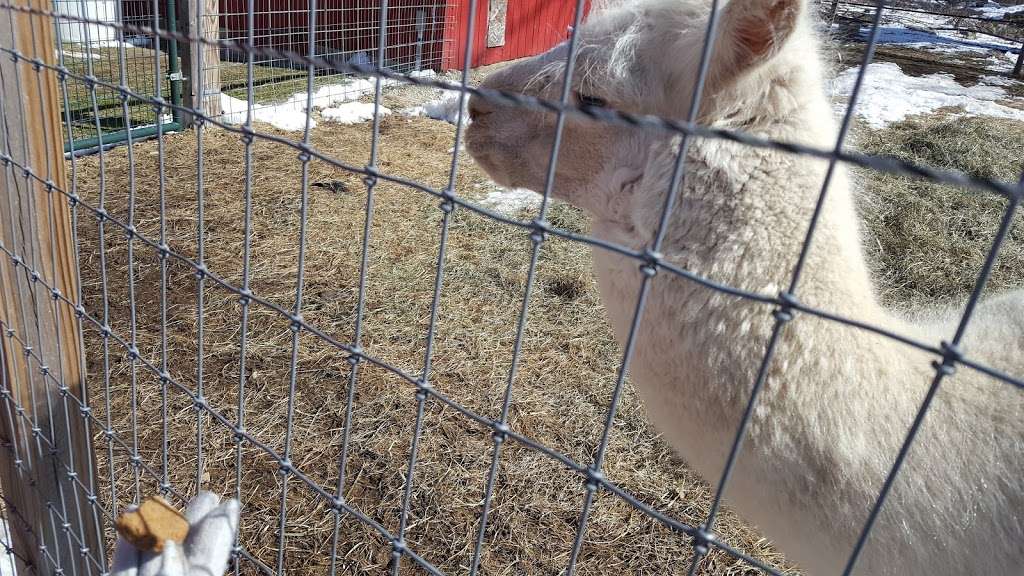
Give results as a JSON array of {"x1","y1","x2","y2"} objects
[{"x1": 576, "y1": 93, "x2": 607, "y2": 108}]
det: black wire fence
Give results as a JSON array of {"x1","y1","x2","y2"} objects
[{"x1": 0, "y1": 0, "x2": 1021, "y2": 575}]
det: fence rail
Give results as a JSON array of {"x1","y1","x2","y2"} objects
[{"x1": 0, "y1": 0, "x2": 1022, "y2": 575}]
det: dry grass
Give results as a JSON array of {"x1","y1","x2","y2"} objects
[
  {"x1": 67, "y1": 76, "x2": 1024, "y2": 573},
  {"x1": 70, "y1": 116, "x2": 790, "y2": 575},
  {"x1": 854, "y1": 115, "x2": 1024, "y2": 310}
]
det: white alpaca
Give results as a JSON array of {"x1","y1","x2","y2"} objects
[{"x1": 466, "y1": 0, "x2": 1024, "y2": 574}]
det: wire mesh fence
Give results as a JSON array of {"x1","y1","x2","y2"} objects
[
  {"x1": 52, "y1": 0, "x2": 184, "y2": 151},
  {"x1": 0, "y1": 0, "x2": 1021, "y2": 575}
]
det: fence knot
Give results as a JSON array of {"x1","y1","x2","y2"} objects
[
  {"x1": 74, "y1": 304, "x2": 86, "y2": 318},
  {"x1": 584, "y1": 468, "x2": 605, "y2": 492},
  {"x1": 492, "y1": 423, "x2": 510, "y2": 444},
  {"x1": 51, "y1": 287, "x2": 61, "y2": 300},
  {"x1": 278, "y1": 459, "x2": 293, "y2": 475},
  {"x1": 151, "y1": 98, "x2": 166, "y2": 114},
  {"x1": 690, "y1": 526, "x2": 716, "y2": 557},
  {"x1": 193, "y1": 395, "x2": 208, "y2": 411},
  {"x1": 238, "y1": 289, "x2": 253, "y2": 305},
  {"x1": 39, "y1": 365, "x2": 48, "y2": 376},
  {"x1": 330, "y1": 496, "x2": 345, "y2": 511},
  {"x1": 290, "y1": 315, "x2": 304, "y2": 332},
  {"x1": 30, "y1": 270, "x2": 40, "y2": 283},
  {"x1": 932, "y1": 340, "x2": 963, "y2": 376},
  {"x1": 773, "y1": 291, "x2": 799, "y2": 322}
]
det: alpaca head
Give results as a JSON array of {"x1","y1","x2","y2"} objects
[{"x1": 466, "y1": 0, "x2": 815, "y2": 215}]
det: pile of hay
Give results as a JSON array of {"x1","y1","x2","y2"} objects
[{"x1": 855, "y1": 115, "x2": 1024, "y2": 310}]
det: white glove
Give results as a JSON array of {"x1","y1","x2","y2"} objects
[{"x1": 111, "y1": 492, "x2": 240, "y2": 576}]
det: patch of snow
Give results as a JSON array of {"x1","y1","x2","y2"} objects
[
  {"x1": 59, "y1": 49, "x2": 100, "y2": 60},
  {"x1": 479, "y1": 186, "x2": 540, "y2": 215},
  {"x1": 1, "y1": 519, "x2": 15, "y2": 576},
  {"x1": 402, "y1": 91, "x2": 469, "y2": 125},
  {"x1": 832, "y1": 62, "x2": 1024, "y2": 128},
  {"x1": 220, "y1": 93, "x2": 314, "y2": 132},
  {"x1": 977, "y1": 2, "x2": 1024, "y2": 19},
  {"x1": 860, "y1": 26, "x2": 1018, "y2": 54},
  {"x1": 218, "y1": 69, "x2": 442, "y2": 131},
  {"x1": 321, "y1": 102, "x2": 391, "y2": 124},
  {"x1": 980, "y1": 74, "x2": 1021, "y2": 87}
]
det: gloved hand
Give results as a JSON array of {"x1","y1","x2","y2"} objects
[{"x1": 111, "y1": 492, "x2": 240, "y2": 576}]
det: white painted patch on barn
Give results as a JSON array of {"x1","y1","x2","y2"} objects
[{"x1": 832, "y1": 62, "x2": 1024, "y2": 128}]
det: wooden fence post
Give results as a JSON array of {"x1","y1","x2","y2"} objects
[
  {"x1": 0, "y1": 2, "x2": 99, "y2": 575},
  {"x1": 178, "y1": 0, "x2": 222, "y2": 125}
]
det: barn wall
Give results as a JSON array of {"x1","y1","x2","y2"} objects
[{"x1": 444, "y1": 0, "x2": 592, "y2": 70}]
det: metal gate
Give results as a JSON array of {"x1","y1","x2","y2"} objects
[{"x1": 53, "y1": 0, "x2": 183, "y2": 152}]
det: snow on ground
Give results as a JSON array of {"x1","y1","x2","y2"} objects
[
  {"x1": 402, "y1": 91, "x2": 470, "y2": 125},
  {"x1": 977, "y1": 2, "x2": 1024, "y2": 19},
  {"x1": 321, "y1": 101, "x2": 392, "y2": 124},
  {"x1": 832, "y1": 62, "x2": 1024, "y2": 128},
  {"x1": 1, "y1": 519, "x2": 15, "y2": 576},
  {"x1": 220, "y1": 92, "x2": 314, "y2": 131},
  {"x1": 863, "y1": 26, "x2": 1019, "y2": 55},
  {"x1": 475, "y1": 183, "x2": 541, "y2": 215},
  {"x1": 58, "y1": 49, "x2": 100, "y2": 60},
  {"x1": 218, "y1": 70, "x2": 435, "y2": 131}
]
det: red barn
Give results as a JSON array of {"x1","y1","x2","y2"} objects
[{"x1": 210, "y1": 0, "x2": 591, "y2": 72}]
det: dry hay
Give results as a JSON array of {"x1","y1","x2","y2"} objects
[
  {"x1": 854, "y1": 115, "x2": 1024, "y2": 310},
  {"x1": 68, "y1": 101, "x2": 1023, "y2": 574},
  {"x1": 70, "y1": 116, "x2": 789, "y2": 575}
]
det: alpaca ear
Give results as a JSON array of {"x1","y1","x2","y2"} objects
[{"x1": 712, "y1": 0, "x2": 802, "y2": 80}]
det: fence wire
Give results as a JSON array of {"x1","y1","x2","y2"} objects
[{"x1": 0, "y1": 0, "x2": 1021, "y2": 575}]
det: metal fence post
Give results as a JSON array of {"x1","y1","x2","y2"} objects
[{"x1": 0, "y1": 2, "x2": 99, "y2": 575}]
